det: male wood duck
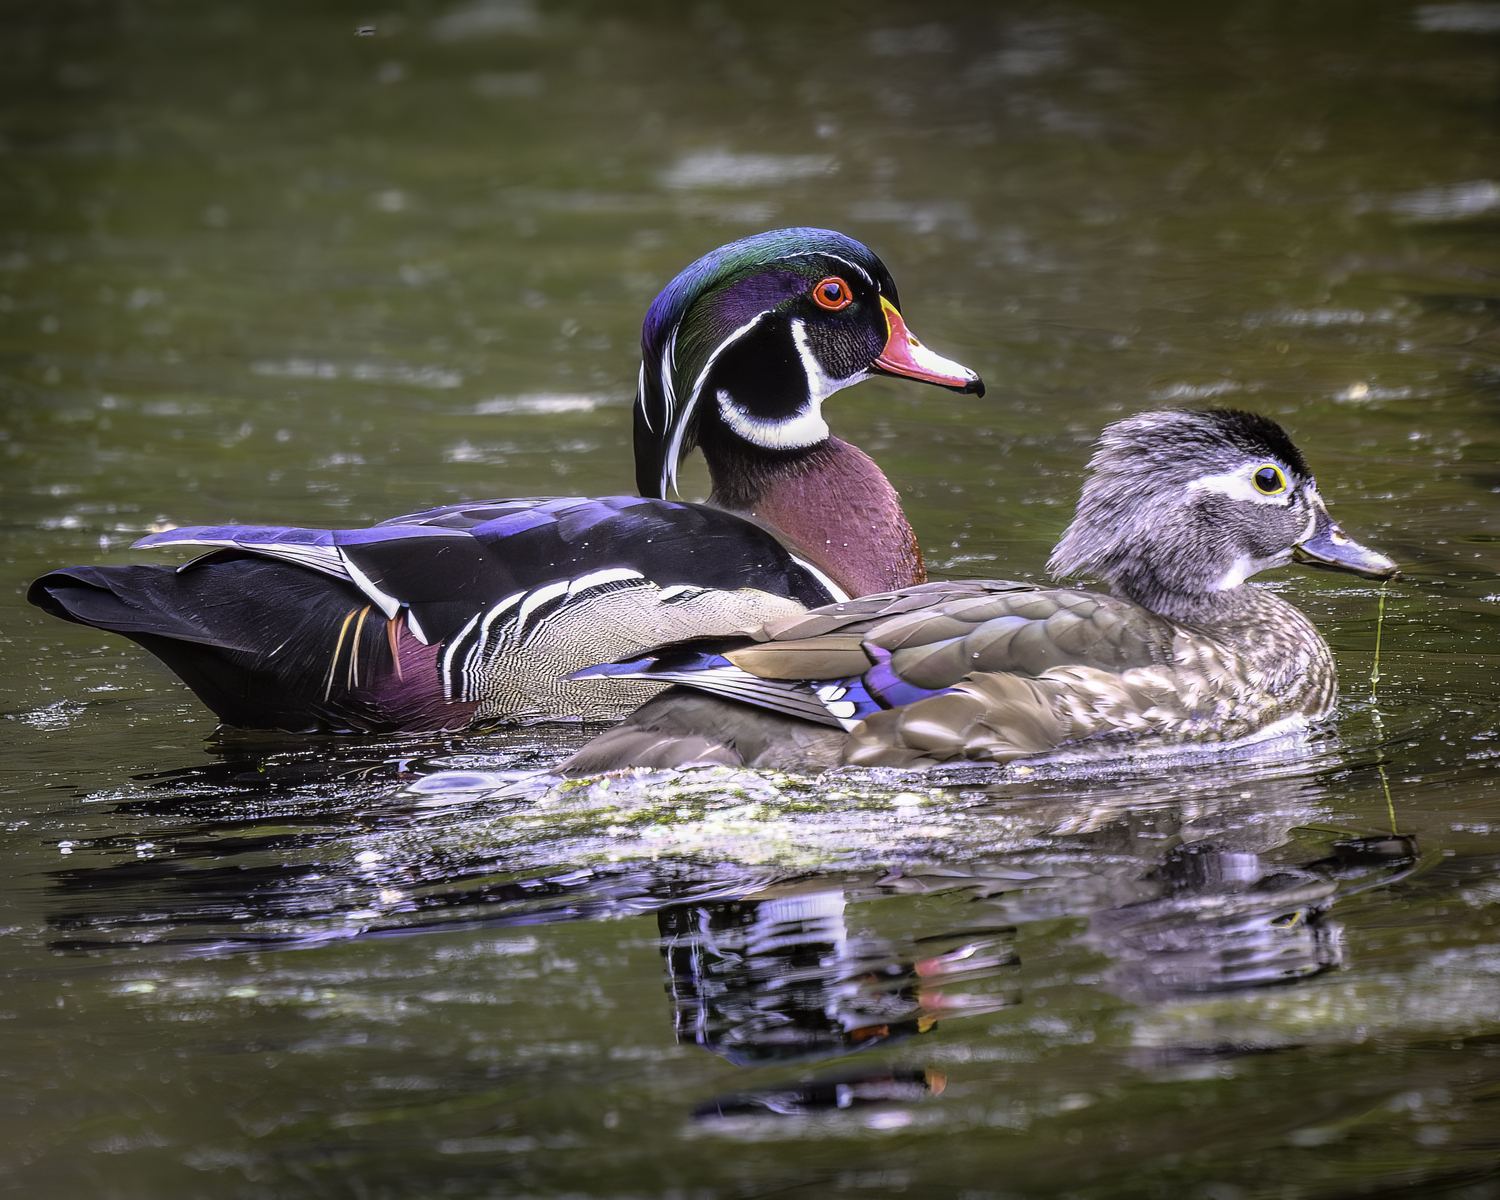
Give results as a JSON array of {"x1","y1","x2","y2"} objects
[
  {"x1": 560, "y1": 409, "x2": 1400, "y2": 774},
  {"x1": 28, "y1": 229, "x2": 983, "y2": 732}
]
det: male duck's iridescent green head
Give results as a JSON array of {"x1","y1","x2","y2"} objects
[
  {"x1": 1049, "y1": 408, "x2": 1398, "y2": 621},
  {"x1": 633, "y1": 228, "x2": 983, "y2": 498}
]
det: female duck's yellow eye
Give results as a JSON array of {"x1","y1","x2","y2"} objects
[{"x1": 1253, "y1": 465, "x2": 1287, "y2": 495}]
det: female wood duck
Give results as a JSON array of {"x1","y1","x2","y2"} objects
[
  {"x1": 560, "y1": 408, "x2": 1400, "y2": 774},
  {"x1": 28, "y1": 229, "x2": 983, "y2": 732}
]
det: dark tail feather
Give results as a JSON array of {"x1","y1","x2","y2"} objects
[
  {"x1": 29, "y1": 563, "x2": 265, "y2": 649},
  {"x1": 28, "y1": 560, "x2": 472, "y2": 733}
]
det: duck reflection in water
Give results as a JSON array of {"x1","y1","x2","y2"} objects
[
  {"x1": 1083, "y1": 830, "x2": 1417, "y2": 1001},
  {"x1": 662, "y1": 827, "x2": 1416, "y2": 1120},
  {"x1": 658, "y1": 888, "x2": 1019, "y2": 1068},
  {"x1": 1091, "y1": 841, "x2": 1345, "y2": 1000},
  {"x1": 41, "y1": 740, "x2": 1416, "y2": 1127},
  {"x1": 692, "y1": 1067, "x2": 947, "y2": 1121}
]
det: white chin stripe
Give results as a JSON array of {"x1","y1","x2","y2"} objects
[
  {"x1": 668, "y1": 316, "x2": 757, "y2": 493},
  {"x1": 791, "y1": 318, "x2": 869, "y2": 405},
  {"x1": 714, "y1": 315, "x2": 871, "y2": 449},
  {"x1": 716, "y1": 388, "x2": 830, "y2": 450}
]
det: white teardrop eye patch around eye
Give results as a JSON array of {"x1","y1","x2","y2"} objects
[{"x1": 1252, "y1": 464, "x2": 1287, "y2": 495}]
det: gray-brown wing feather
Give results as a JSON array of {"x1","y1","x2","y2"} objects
[
  {"x1": 752, "y1": 580, "x2": 1024, "y2": 641},
  {"x1": 748, "y1": 583, "x2": 1174, "y2": 688},
  {"x1": 841, "y1": 592, "x2": 1332, "y2": 769},
  {"x1": 869, "y1": 589, "x2": 1172, "y2": 688}
]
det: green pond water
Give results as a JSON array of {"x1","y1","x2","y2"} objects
[{"x1": 4, "y1": 1, "x2": 1500, "y2": 1195}]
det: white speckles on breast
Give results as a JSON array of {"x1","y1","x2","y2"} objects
[{"x1": 1037, "y1": 588, "x2": 1337, "y2": 753}]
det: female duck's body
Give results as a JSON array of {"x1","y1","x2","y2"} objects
[
  {"x1": 28, "y1": 229, "x2": 982, "y2": 732},
  {"x1": 561, "y1": 409, "x2": 1400, "y2": 774}
]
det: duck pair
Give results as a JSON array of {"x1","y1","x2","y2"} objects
[{"x1": 30, "y1": 230, "x2": 1398, "y2": 771}]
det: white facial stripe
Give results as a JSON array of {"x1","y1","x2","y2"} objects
[
  {"x1": 1186, "y1": 465, "x2": 1295, "y2": 506},
  {"x1": 651, "y1": 252, "x2": 875, "y2": 493},
  {"x1": 635, "y1": 362, "x2": 651, "y2": 433},
  {"x1": 1183, "y1": 465, "x2": 1312, "y2": 590},
  {"x1": 658, "y1": 325, "x2": 681, "y2": 491},
  {"x1": 717, "y1": 388, "x2": 829, "y2": 449},
  {"x1": 713, "y1": 316, "x2": 871, "y2": 451},
  {"x1": 662, "y1": 314, "x2": 764, "y2": 495},
  {"x1": 761, "y1": 250, "x2": 874, "y2": 287},
  {"x1": 815, "y1": 252, "x2": 874, "y2": 287}
]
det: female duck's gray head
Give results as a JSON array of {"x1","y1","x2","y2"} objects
[
  {"x1": 632, "y1": 228, "x2": 983, "y2": 498},
  {"x1": 1049, "y1": 408, "x2": 1398, "y2": 620}
]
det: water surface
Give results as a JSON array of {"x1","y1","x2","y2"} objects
[{"x1": 4, "y1": 1, "x2": 1500, "y2": 1196}]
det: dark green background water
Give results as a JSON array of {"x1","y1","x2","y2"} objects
[{"x1": 5, "y1": 1, "x2": 1500, "y2": 1196}]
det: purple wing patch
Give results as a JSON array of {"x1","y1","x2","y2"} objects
[
  {"x1": 862, "y1": 643, "x2": 951, "y2": 710},
  {"x1": 469, "y1": 508, "x2": 560, "y2": 542},
  {"x1": 134, "y1": 523, "x2": 467, "y2": 551}
]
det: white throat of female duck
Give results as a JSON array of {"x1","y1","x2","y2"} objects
[{"x1": 1051, "y1": 482, "x2": 1304, "y2": 627}]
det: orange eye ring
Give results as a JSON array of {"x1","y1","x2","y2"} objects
[{"x1": 811, "y1": 276, "x2": 853, "y2": 311}]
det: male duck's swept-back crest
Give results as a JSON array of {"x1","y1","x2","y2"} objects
[
  {"x1": 29, "y1": 230, "x2": 983, "y2": 733},
  {"x1": 562, "y1": 408, "x2": 1400, "y2": 775}
]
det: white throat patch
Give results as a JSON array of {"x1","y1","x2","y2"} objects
[
  {"x1": 1211, "y1": 550, "x2": 1293, "y2": 591},
  {"x1": 713, "y1": 317, "x2": 867, "y2": 451},
  {"x1": 716, "y1": 389, "x2": 830, "y2": 449}
]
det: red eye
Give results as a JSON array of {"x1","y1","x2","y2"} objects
[{"x1": 812, "y1": 277, "x2": 853, "y2": 311}]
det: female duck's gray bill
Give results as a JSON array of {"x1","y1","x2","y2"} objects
[{"x1": 1293, "y1": 511, "x2": 1400, "y2": 580}]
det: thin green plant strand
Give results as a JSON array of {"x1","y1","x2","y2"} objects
[
  {"x1": 1369, "y1": 580, "x2": 1388, "y2": 701},
  {"x1": 1367, "y1": 581, "x2": 1396, "y2": 833}
]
